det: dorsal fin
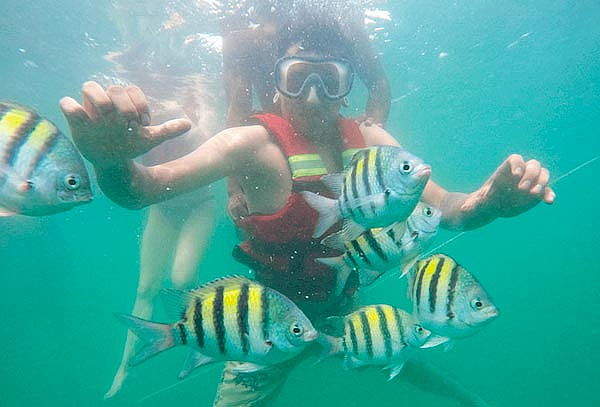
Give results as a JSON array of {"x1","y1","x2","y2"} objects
[
  {"x1": 346, "y1": 147, "x2": 371, "y2": 168},
  {"x1": 190, "y1": 275, "x2": 255, "y2": 296},
  {"x1": 160, "y1": 275, "x2": 255, "y2": 319}
]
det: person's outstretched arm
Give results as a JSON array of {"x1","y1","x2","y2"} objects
[
  {"x1": 361, "y1": 124, "x2": 555, "y2": 231},
  {"x1": 60, "y1": 81, "x2": 261, "y2": 209}
]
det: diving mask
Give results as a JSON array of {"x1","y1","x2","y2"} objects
[{"x1": 274, "y1": 56, "x2": 354, "y2": 100}]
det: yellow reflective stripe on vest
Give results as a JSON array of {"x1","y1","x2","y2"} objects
[
  {"x1": 293, "y1": 167, "x2": 329, "y2": 177},
  {"x1": 289, "y1": 154, "x2": 321, "y2": 163},
  {"x1": 289, "y1": 153, "x2": 327, "y2": 178},
  {"x1": 289, "y1": 148, "x2": 362, "y2": 178}
]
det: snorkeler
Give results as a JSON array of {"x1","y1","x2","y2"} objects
[
  {"x1": 100, "y1": 1, "x2": 221, "y2": 399},
  {"x1": 220, "y1": 1, "x2": 392, "y2": 220},
  {"x1": 220, "y1": 0, "x2": 391, "y2": 126},
  {"x1": 60, "y1": 21, "x2": 553, "y2": 406}
]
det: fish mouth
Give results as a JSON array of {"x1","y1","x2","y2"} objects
[
  {"x1": 304, "y1": 330, "x2": 319, "y2": 342},
  {"x1": 78, "y1": 194, "x2": 94, "y2": 203},
  {"x1": 462, "y1": 309, "x2": 499, "y2": 328},
  {"x1": 415, "y1": 165, "x2": 432, "y2": 179},
  {"x1": 67, "y1": 194, "x2": 93, "y2": 205},
  {"x1": 486, "y1": 308, "x2": 500, "y2": 319}
]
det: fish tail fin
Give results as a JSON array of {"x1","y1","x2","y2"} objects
[
  {"x1": 114, "y1": 313, "x2": 178, "y2": 366},
  {"x1": 315, "y1": 333, "x2": 342, "y2": 364},
  {"x1": 320, "y1": 231, "x2": 345, "y2": 251},
  {"x1": 316, "y1": 256, "x2": 351, "y2": 296},
  {"x1": 399, "y1": 256, "x2": 419, "y2": 279},
  {"x1": 300, "y1": 191, "x2": 340, "y2": 238},
  {"x1": 358, "y1": 268, "x2": 382, "y2": 286}
]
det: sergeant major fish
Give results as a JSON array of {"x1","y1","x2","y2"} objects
[
  {"x1": 0, "y1": 101, "x2": 92, "y2": 216},
  {"x1": 301, "y1": 146, "x2": 431, "y2": 239},
  {"x1": 116, "y1": 276, "x2": 318, "y2": 379},
  {"x1": 317, "y1": 203, "x2": 441, "y2": 295},
  {"x1": 408, "y1": 254, "x2": 499, "y2": 347},
  {"x1": 318, "y1": 304, "x2": 433, "y2": 380}
]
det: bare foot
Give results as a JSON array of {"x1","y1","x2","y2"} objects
[{"x1": 104, "y1": 365, "x2": 128, "y2": 399}]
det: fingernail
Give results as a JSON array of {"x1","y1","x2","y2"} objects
[
  {"x1": 141, "y1": 113, "x2": 151, "y2": 126},
  {"x1": 519, "y1": 180, "x2": 531, "y2": 189},
  {"x1": 531, "y1": 184, "x2": 542, "y2": 194},
  {"x1": 513, "y1": 167, "x2": 523, "y2": 176}
]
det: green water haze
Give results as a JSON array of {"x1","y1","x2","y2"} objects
[{"x1": 1, "y1": 1, "x2": 599, "y2": 405}]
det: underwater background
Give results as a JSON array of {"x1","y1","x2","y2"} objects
[{"x1": 1, "y1": 0, "x2": 599, "y2": 406}]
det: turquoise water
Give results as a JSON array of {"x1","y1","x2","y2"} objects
[{"x1": 1, "y1": 1, "x2": 599, "y2": 406}]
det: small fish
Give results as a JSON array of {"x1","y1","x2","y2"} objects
[
  {"x1": 301, "y1": 146, "x2": 431, "y2": 239},
  {"x1": 318, "y1": 305, "x2": 432, "y2": 380},
  {"x1": 0, "y1": 101, "x2": 92, "y2": 216},
  {"x1": 317, "y1": 203, "x2": 441, "y2": 295},
  {"x1": 408, "y1": 254, "x2": 499, "y2": 347},
  {"x1": 116, "y1": 276, "x2": 318, "y2": 379}
]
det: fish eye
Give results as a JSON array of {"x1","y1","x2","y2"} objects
[
  {"x1": 471, "y1": 298, "x2": 484, "y2": 310},
  {"x1": 290, "y1": 323, "x2": 304, "y2": 337},
  {"x1": 64, "y1": 174, "x2": 81, "y2": 190},
  {"x1": 401, "y1": 162, "x2": 412, "y2": 173},
  {"x1": 414, "y1": 325, "x2": 424, "y2": 335},
  {"x1": 423, "y1": 207, "x2": 433, "y2": 217}
]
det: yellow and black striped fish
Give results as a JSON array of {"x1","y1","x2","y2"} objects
[
  {"x1": 116, "y1": 276, "x2": 317, "y2": 379},
  {"x1": 318, "y1": 304, "x2": 431, "y2": 380},
  {"x1": 409, "y1": 254, "x2": 499, "y2": 343},
  {"x1": 317, "y1": 202, "x2": 442, "y2": 295},
  {"x1": 0, "y1": 101, "x2": 92, "y2": 216},
  {"x1": 301, "y1": 146, "x2": 431, "y2": 238}
]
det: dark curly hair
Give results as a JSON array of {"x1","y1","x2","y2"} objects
[{"x1": 275, "y1": 20, "x2": 355, "y2": 61}]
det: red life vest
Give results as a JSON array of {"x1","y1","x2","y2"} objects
[{"x1": 232, "y1": 113, "x2": 366, "y2": 307}]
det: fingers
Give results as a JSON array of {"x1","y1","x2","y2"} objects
[
  {"x1": 82, "y1": 81, "x2": 113, "y2": 120},
  {"x1": 145, "y1": 118, "x2": 192, "y2": 145},
  {"x1": 107, "y1": 85, "x2": 139, "y2": 123},
  {"x1": 494, "y1": 154, "x2": 524, "y2": 184},
  {"x1": 543, "y1": 186, "x2": 556, "y2": 204},
  {"x1": 59, "y1": 96, "x2": 89, "y2": 126},
  {"x1": 506, "y1": 154, "x2": 525, "y2": 177},
  {"x1": 516, "y1": 158, "x2": 555, "y2": 204},
  {"x1": 80, "y1": 82, "x2": 151, "y2": 126},
  {"x1": 126, "y1": 85, "x2": 151, "y2": 125},
  {"x1": 530, "y1": 168, "x2": 549, "y2": 195},
  {"x1": 518, "y1": 159, "x2": 541, "y2": 190}
]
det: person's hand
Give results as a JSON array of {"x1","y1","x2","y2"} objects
[
  {"x1": 227, "y1": 192, "x2": 249, "y2": 221},
  {"x1": 60, "y1": 82, "x2": 191, "y2": 168},
  {"x1": 354, "y1": 115, "x2": 383, "y2": 128},
  {"x1": 461, "y1": 154, "x2": 555, "y2": 218}
]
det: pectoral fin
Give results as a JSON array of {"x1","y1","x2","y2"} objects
[
  {"x1": 343, "y1": 355, "x2": 368, "y2": 370},
  {"x1": 231, "y1": 362, "x2": 268, "y2": 374},
  {"x1": 420, "y1": 335, "x2": 451, "y2": 349},
  {"x1": 386, "y1": 363, "x2": 405, "y2": 381},
  {"x1": 0, "y1": 207, "x2": 18, "y2": 217},
  {"x1": 178, "y1": 350, "x2": 215, "y2": 379}
]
